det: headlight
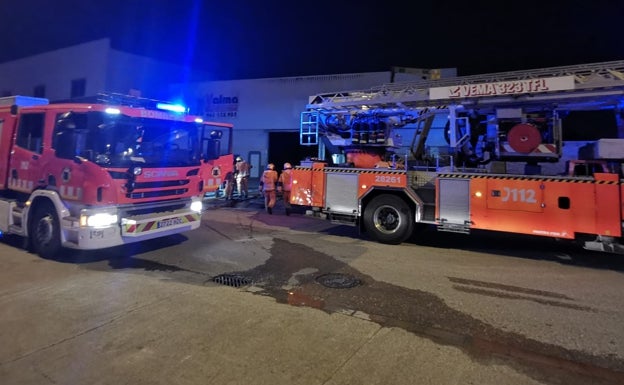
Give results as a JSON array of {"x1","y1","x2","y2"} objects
[
  {"x1": 80, "y1": 213, "x2": 119, "y2": 227},
  {"x1": 105, "y1": 108, "x2": 121, "y2": 115},
  {"x1": 190, "y1": 201, "x2": 203, "y2": 213}
]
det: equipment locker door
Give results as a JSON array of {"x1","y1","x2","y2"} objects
[
  {"x1": 438, "y1": 178, "x2": 470, "y2": 225},
  {"x1": 325, "y1": 172, "x2": 358, "y2": 213}
]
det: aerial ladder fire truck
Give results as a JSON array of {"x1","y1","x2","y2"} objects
[
  {"x1": 293, "y1": 60, "x2": 624, "y2": 254},
  {"x1": 0, "y1": 94, "x2": 232, "y2": 258}
]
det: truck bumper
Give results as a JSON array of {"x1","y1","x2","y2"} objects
[{"x1": 61, "y1": 209, "x2": 202, "y2": 250}]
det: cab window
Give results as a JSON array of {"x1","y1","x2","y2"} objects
[{"x1": 15, "y1": 113, "x2": 45, "y2": 153}]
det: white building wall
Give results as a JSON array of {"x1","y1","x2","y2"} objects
[
  {"x1": 0, "y1": 38, "x2": 205, "y2": 101},
  {"x1": 0, "y1": 39, "x2": 110, "y2": 100},
  {"x1": 173, "y1": 72, "x2": 399, "y2": 166}
]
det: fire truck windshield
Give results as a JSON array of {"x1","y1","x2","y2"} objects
[{"x1": 53, "y1": 111, "x2": 201, "y2": 167}]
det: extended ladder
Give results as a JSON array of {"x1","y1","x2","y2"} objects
[{"x1": 306, "y1": 60, "x2": 624, "y2": 114}]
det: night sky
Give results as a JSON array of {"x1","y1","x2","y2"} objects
[{"x1": 1, "y1": 0, "x2": 623, "y2": 80}]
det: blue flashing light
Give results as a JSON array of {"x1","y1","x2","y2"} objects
[
  {"x1": 156, "y1": 103, "x2": 187, "y2": 113},
  {"x1": 194, "y1": 118, "x2": 203, "y2": 123}
]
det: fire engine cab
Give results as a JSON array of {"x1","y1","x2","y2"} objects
[
  {"x1": 0, "y1": 94, "x2": 227, "y2": 258},
  {"x1": 293, "y1": 60, "x2": 624, "y2": 254}
]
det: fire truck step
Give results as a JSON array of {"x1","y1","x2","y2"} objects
[
  {"x1": 8, "y1": 224, "x2": 25, "y2": 236},
  {"x1": 328, "y1": 213, "x2": 357, "y2": 226},
  {"x1": 437, "y1": 222, "x2": 470, "y2": 234},
  {"x1": 422, "y1": 203, "x2": 436, "y2": 222},
  {"x1": 10, "y1": 204, "x2": 25, "y2": 232}
]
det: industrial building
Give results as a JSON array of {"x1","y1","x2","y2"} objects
[{"x1": 0, "y1": 38, "x2": 455, "y2": 177}]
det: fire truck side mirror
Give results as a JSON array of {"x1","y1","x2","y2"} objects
[{"x1": 204, "y1": 138, "x2": 220, "y2": 161}]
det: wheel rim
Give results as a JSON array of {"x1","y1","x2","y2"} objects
[
  {"x1": 35, "y1": 214, "x2": 55, "y2": 245},
  {"x1": 372, "y1": 205, "x2": 401, "y2": 234}
]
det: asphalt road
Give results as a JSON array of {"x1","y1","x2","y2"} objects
[{"x1": 1, "y1": 196, "x2": 624, "y2": 385}]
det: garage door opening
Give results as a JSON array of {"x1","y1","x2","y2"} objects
[{"x1": 268, "y1": 131, "x2": 317, "y2": 172}]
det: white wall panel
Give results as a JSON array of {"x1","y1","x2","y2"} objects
[{"x1": 0, "y1": 39, "x2": 109, "y2": 100}]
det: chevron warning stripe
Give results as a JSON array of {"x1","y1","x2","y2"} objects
[
  {"x1": 325, "y1": 168, "x2": 406, "y2": 175},
  {"x1": 124, "y1": 214, "x2": 200, "y2": 234},
  {"x1": 295, "y1": 166, "x2": 406, "y2": 175},
  {"x1": 437, "y1": 173, "x2": 619, "y2": 184},
  {"x1": 502, "y1": 143, "x2": 557, "y2": 154}
]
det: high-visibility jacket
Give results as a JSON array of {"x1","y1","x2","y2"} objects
[
  {"x1": 260, "y1": 170, "x2": 278, "y2": 191},
  {"x1": 235, "y1": 161, "x2": 251, "y2": 177},
  {"x1": 278, "y1": 169, "x2": 293, "y2": 192}
]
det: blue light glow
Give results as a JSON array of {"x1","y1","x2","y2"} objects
[
  {"x1": 105, "y1": 107, "x2": 121, "y2": 115},
  {"x1": 156, "y1": 103, "x2": 187, "y2": 113}
]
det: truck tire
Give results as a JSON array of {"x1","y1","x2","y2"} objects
[
  {"x1": 30, "y1": 201, "x2": 62, "y2": 259},
  {"x1": 363, "y1": 194, "x2": 413, "y2": 244}
]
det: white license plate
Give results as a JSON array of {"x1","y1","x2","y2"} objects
[{"x1": 157, "y1": 217, "x2": 183, "y2": 229}]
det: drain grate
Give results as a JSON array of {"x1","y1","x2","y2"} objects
[
  {"x1": 212, "y1": 273, "x2": 253, "y2": 288},
  {"x1": 316, "y1": 273, "x2": 360, "y2": 289}
]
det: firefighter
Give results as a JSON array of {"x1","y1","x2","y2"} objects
[
  {"x1": 277, "y1": 162, "x2": 293, "y2": 215},
  {"x1": 259, "y1": 163, "x2": 278, "y2": 214},
  {"x1": 235, "y1": 156, "x2": 251, "y2": 199},
  {"x1": 224, "y1": 169, "x2": 235, "y2": 200},
  {"x1": 223, "y1": 156, "x2": 238, "y2": 200}
]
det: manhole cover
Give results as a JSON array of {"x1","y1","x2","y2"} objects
[
  {"x1": 212, "y1": 273, "x2": 252, "y2": 288},
  {"x1": 316, "y1": 273, "x2": 360, "y2": 289}
]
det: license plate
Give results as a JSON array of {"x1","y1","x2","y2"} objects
[
  {"x1": 89, "y1": 229, "x2": 105, "y2": 239},
  {"x1": 157, "y1": 217, "x2": 183, "y2": 229}
]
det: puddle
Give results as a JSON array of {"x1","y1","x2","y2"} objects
[
  {"x1": 232, "y1": 238, "x2": 624, "y2": 385},
  {"x1": 287, "y1": 289, "x2": 325, "y2": 309}
]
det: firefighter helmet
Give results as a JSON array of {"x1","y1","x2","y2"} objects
[
  {"x1": 283, "y1": 162, "x2": 292, "y2": 169},
  {"x1": 236, "y1": 156, "x2": 243, "y2": 162},
  {"x1": 267, "y1": 163, "x2": 275, "y2": 170}
]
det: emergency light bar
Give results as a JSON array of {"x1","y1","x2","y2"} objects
[
  {"x1": 93, "y1": 93, "x2": 189, "y2": 114},
  {"x1": 156, "y1": 102, "x2": 187, "y2": 113}
]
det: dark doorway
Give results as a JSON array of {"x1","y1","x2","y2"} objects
[{"x1": 268, "y1": 131, "x2": 318, "y2": 172}]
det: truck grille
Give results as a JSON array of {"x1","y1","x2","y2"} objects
[
  {"x1": 132, "y1": 180, "x2": 189, "y2": 189},
  {"x1": 107, "y1": 170, "x2": 196, "y2": 201},
  {"x1": 122, "y1": 201, "x2": 186, "y2": 216},
  {"x1": 127, "y1": 188, "x2": 189, "y2": 199}
]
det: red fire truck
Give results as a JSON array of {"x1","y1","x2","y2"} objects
[
  {"x1": 293, "y1": 60, "x2": 624, "y2": 254},
  {"x1": 0, "y1": 94, "x2": 220, "y2": 258}
]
